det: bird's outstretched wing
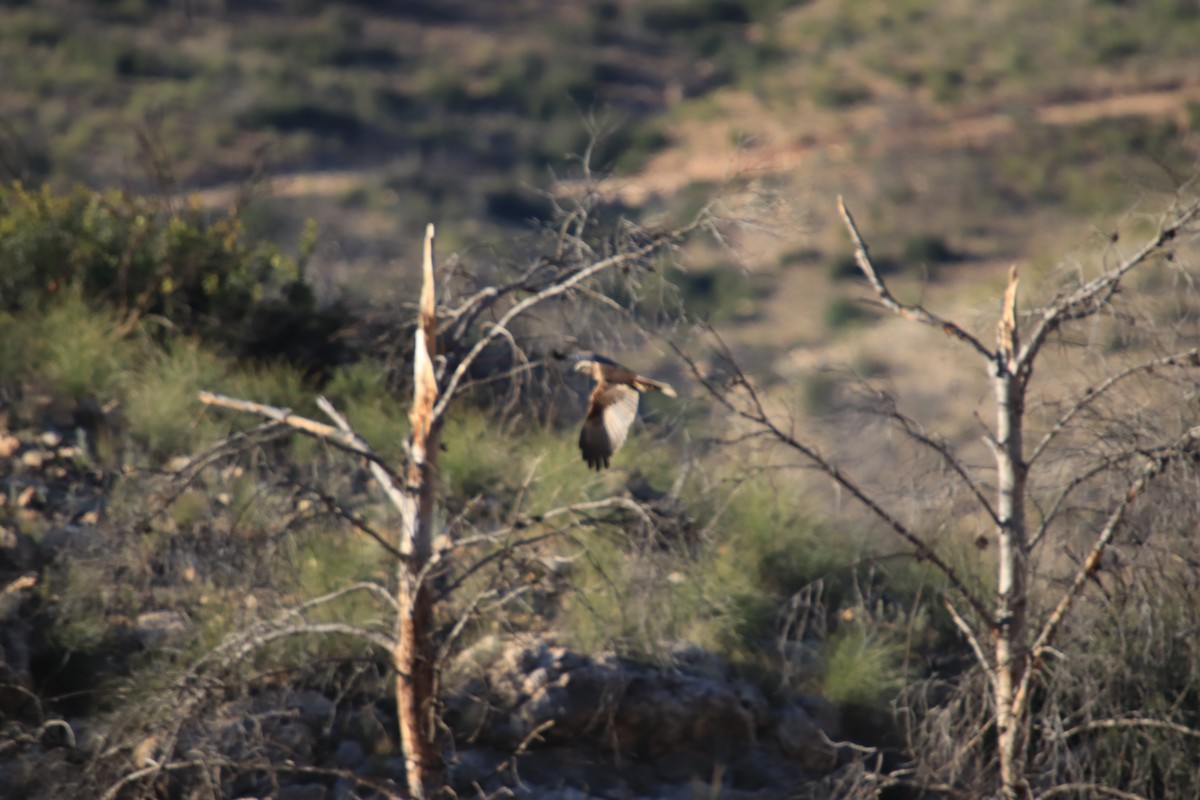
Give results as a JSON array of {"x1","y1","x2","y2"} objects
[{"x1": 579, "y1": 383, "x2": 640, "y2": 470}]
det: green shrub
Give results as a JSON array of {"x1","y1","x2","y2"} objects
[
  {"x1": 661, "y1": 262, "x2": 772, "y2": 324},
  {"x1": 36, "y1": 292, "x2": 139, "y2": 402},
  {"x1": 823, "y1": 295, "x2": 877, "y2": 331},
  {"x1": 559, "y1": 480, "x2": 869, "y2": 667},
  {"x1": 821, "y1": 625, "x2": 906, "y2": 709},
  {"x1": 122, "y1": 338, "x2": 228, "y2": 460},
  {"x1": 810, "y1": 73, "x2": 872, "y2": 108},
  {"x1": 0, "y1": 183, "x2": 342, "y2": 371},
  {"x1": 902, "y1": 233, "x2": 954, "y2": 264}
]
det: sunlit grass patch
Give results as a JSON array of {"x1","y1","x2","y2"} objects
[
  {"x1": 122, "y1": 338, "x2": 228, "y2": 461},
  {"x1": 557, "y1": 477, "x2": 863, "y2": 664},
  {"x1": 37, "y1": 292, "x2": 141, "y2": 402},
  {"x1": 820, "y1": 624, "x2": 907, "y2": 710}
]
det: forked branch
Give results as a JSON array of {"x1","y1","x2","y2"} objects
[
  {"x1": 1018, "y1": 195, "x2": 1200, "y2": 370},
  {"x1": 838, "y1": 196, "x2": 994, "y2": 360},
  {"x1": 1027, "y1": 348, "x2": 1200, "y2": 466},
  {"x1": 432, "y1": 213, "x2": 709, "y2": 422}
]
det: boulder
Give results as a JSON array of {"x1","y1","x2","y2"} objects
[{"x1": 447, "y1": 636, "x2": 842, "y2": 784}]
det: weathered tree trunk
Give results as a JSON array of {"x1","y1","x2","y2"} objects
[
  {"x1": 992, "y1": 269, "x2": 1030, "y2": 800},
  {"x1": 395, "y1": 224, "x2": 443, "y2": 799}
]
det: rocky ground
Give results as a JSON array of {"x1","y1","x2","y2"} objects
[{"x1": 0, "y1": 409, "x2": 858, "y2": 799}]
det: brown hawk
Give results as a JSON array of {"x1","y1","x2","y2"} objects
[{"x1": 569, "y1": 353, "x2": 676, "y2": 470}]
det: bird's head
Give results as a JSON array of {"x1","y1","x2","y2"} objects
[
  {"x1": 568, "y1": 352, "x2": 616, "y2": 377},
  {"x1": 572, "y1": 358, "x2": 598, "y2": 377}
]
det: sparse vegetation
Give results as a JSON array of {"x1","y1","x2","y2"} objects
[{"x1": 3, "y1": 2, "x2": 1200, "y2": 799}]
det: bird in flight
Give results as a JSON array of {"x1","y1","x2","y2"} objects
[{"x1": 567, "y1": 353, "x2": 676, "y2": 470}]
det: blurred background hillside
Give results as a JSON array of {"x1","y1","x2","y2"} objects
[{"x1": 4, "y1": 0, "x2": 1199, "y2": 297}]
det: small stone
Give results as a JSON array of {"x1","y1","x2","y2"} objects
[
  {"x1": 134, "y1": 611, "x2": 191, "y2": 648},
  {"x1": 16, "y1": 486, "x2": 38, "y2": 508},
  {"x1": 166, "y1": 455, "x2": 192, "y2": 473},
  {"x1": 20, "y1": 450, "x2": 50, "y2": 469},
  {"x1": 0, "y1": 433, "x2": 19, "y2": 458},
  {"x1": 39, "y1": 431, "x2": 62, "y2": 448}
]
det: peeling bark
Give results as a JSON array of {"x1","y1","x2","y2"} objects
[{"x1": 395, "y1": 223, "x2": 444, "y2": 799}]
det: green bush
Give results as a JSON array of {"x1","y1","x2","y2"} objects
[
  {"x1": 28, "y1": 291, "x2": 139, "y2": 402},
  {"x1": 122, "y1": 339, "x2": 232, "y2": 461},
  {"x1": 823, "y1": 295, "x2": 878, "y2": 331},
  {"x1": 902, "y1": 233, "x2": 954, "y2": 264},
  {"x1": 810, "y1": 73, "x2": 872, "y2": 109},
  {"x1": 0, "y1": 183, "x2": 344, "y2": 371},
  {"x1": 560, "y1": 480, "x2": 867, "y2": 667},
  {"x1": 820, "y1": 625, "x2": 906, "y2": 709}
]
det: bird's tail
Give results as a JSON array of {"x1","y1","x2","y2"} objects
[{"x1": 634, "y1": 376, "x2": 677, "y2": 398}]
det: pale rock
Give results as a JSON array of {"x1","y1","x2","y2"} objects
[
  {"x1": 20, "y1": 450, "x2": 51, "y2": 469},
  {"x1": 134, "y1": 610, "x2": 190, "y2": 648}
]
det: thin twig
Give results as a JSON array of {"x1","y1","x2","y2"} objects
[
  {"x1": 1028, "y1": 348, "x2": 1200, "y2": 466},
  {"x1": 1018, "y1": 196, "x2": 1200, "y2": 370},
  {"x1": 433, "y1": 215, "x2": 707, "y2": 423},
  {"x1": 1058, "y1": 717, "x2": 1200, "y2": 741},
  {"x1": 945, "y1": 597, "x2": 997, "y2": 694},
  {"x1": 675, "y1": 332, "x2": 993, "y2": 626},
  {"x1": 1037, "y1": 783, "x2": 1149, "y2": 800},
  {"x1": 1018, "y1": 429, "x2": 1199, "y2": 719},
  {"x1": 838, "y1": 196, "x2": 993, "y2": 360}
]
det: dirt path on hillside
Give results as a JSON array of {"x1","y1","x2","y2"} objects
[
  {"x1": 183, "y1": 82, "x2": 1199, "y2": 211},
  {"x1": 600, "y1": 82, "x2": 1200, "y2": 205}
]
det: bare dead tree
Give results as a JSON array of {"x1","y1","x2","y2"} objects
[
  {"x1": 681, "y1": 189, "x2": 1200, "y2": 798},
  {"x1": 160, "y1": 193, "x2": 712, "y2": 799}
]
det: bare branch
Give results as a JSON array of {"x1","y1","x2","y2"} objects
[
  {"x1": 1028, "y1": 348, "x2": 1200, "y2": 466},
  {"x1": 1028, "y1": 454, "x2": 1132, "y2": 550},
  {"x1": 197, "y1": 391, "x2": 405, "y2": 490},
  {"x1": 315, "y1": 395, "x2": 412, "y2": 542},
  {"x1": 432, "y1": 216, "x2": 705, "y2": 423},
  {"x1": 877, "y1": 396, "x2": 1000, "y2": 526},
  {"x1": 1018, "y1": 196, "x2": 1200, "y2": 369},
  {"x1": 1058, "y1": 717, "x2": 1200, "y2": 742},
  {"x1": 998, "y1": 266, "x2": 1020, "y2": 372},
  {"x1": 1018, "y1": 427, "x2": 1200, "y2": 718},
  {"x1": 309, "y1": 491, "x2": 409, "y2": 565},
  {"x1": 411, "y1": 222, "x2": 440, "y2": 461},
  {"x1": 945, "y1": 597, "x2": 996, "y2": 694},
  {"x1": 838, "y1": 195, "x2": 994, "y2": 360},
  {"x1": 1037, "y1": 783, "x2": 1150, "y2": 800},
  {"x1": 676, "y1": 333, "x2": 993, "y2": 626}
]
